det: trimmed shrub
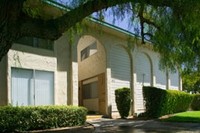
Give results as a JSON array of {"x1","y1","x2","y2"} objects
[
  {"x1": 191, "y1": 94, "x2": 200, "y2": 110},
  {"x1": 0, "y1": 105, "x2": 87, "y2": 132},
  {"x1": 143, "y1": 86, "x2": 193, "y2": 118},
  {"x1": 115, "y1": 87, "x2": 131, "y2": 118}
]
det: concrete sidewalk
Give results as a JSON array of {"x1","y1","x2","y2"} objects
[{"x1": 88, "y1": 118, "x2": 200, "y2": 133}]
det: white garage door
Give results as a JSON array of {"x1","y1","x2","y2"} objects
[
  {"x1": 11, "y1": 68, "x2": 32, "y2": 106},
  {"x1": 11, "y1": 68, "x2": 54, "y2": 106}
]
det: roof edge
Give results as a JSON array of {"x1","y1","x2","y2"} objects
[{"x1": 43, "y1": 0, "x2": 152, "y2": 44}]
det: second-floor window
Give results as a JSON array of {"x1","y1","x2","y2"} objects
[
  {"x1": 81, "y1": 41, "x2": 97, "y2": 61},
  {"x1": 15, "y1": 37, "x2": 54, "y2": 51}
]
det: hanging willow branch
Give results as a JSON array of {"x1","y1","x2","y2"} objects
[
  {"x1": 0, "y1": 0, "x2": 194, "y2": 61},
  {"x1": 137, "y1": 3, "x2": 160, "y2": 43}
]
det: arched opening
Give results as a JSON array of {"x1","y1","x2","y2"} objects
[
  {"x1": 134, "y1": 52, "x2": 152, "y2": 113},
  {"x1": 77, "y1": 35, "x2": 107, "y2": 115},
  {"x1": 109, "y1": 44, "x2": 131, "y2": 117}
]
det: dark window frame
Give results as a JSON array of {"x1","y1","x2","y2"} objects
[
  {"x1": 81, "y1": 41, "x2": 97, "y2": 61},
  {"x1": 15, "y1": 37, "x2": 54, "y2": 51}
]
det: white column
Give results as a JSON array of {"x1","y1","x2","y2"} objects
[
  {"x1": 179, "y1": 72, "x2": 183, "y2": 91},
  {"x1": 166, "y1": 70, "x2": 170, "y2": 90},
  {"x1": 71, "y1": 62, "x2": 78, "y2": 105},
  {"x1": 68, "y1": 38, "x2": 79, "y2": 105},
  {"x1": 71, "y1": 40, "x2": 79, "y2": 106},
  {"x1": 106, "y1": 68, "x2": 112, "y2": 117},
  {"x1": 152, "y1": 76, "x2": 156, "y2": 87}
]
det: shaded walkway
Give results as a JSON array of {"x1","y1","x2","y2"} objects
[{"x1": 88, "y1": 118, "x2": 200, "y2": 133}]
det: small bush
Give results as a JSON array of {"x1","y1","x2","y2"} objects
[
  {"x1": 143, "y1": 86, "x2": 193, "y2": 118},
  {"x1": 191, "y1": 94, "x2": 200, "y2": 110},
  {"x1": 0, "y1": 105, "x2": 87, "y2": 132},
  {"x1": 115, "y1": 87, "x2": 131, "y2": 118}
]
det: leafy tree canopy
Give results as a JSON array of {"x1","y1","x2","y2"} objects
[
  {"x1": 182, "y1": 69, "x2": 200, "y2": 93},
  {"x1": 1, "y1": 0, "x2": 200, "y2": 72}
]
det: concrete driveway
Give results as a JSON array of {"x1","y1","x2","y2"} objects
[{"x1": 88, "y1": 119, "x2": 200, "y2": 133}]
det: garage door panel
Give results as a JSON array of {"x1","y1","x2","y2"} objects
[
  {"x1": 11, "y1": 68, "x2": 54, "y2": 106},
  {"x1": 35, "y1": 70, "x2": 54, "y2": 105},
  {"x1": 11, "y1": 68, "x2": 33, "y2": 106}
]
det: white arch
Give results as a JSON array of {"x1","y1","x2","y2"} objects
[
  {"x1": 134, "y1": 51, "x2": 153, "y2": 113},
  {"x1": 109, "y1": 44, "x2": 131, "y2": 114},
  {"x1": 77, "y1": 35, "x2": 107, "y2": 115},
  {"x1": 77, "y1": 35, "x2": 106, "y2": 81}
]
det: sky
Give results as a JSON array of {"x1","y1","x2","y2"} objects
[
  {"x1": 54, "y1": 0, "x2": 138, "y2": 34},
  {"x1": 93, "y1": 9, "x2": 136, "y2": 33}
]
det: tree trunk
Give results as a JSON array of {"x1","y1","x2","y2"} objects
[{"x1": 0, "y1": 0, "x2": 25, "y2": 61}]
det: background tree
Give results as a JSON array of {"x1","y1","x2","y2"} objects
[
  {"x1": 182, "y1": 67, "x2": 200, "y2": 93},
  {"x1": 1, "y1": 0, "x2": 200, "y2": 72}
]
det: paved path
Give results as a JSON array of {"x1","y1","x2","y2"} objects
[{"x1": 88, "y1": 119, "x2": 200, "y2": 133}]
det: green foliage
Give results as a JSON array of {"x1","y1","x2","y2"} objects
[
  {"x1": 191, "y1": 94, "x2": 200, "y2": 111},
  {"x1": 143, "y1": 86, "x2": 193, "y2": 118},
  {"x1": 115, "y1": 87, "x2": 131, "y2": 118},
  {"x1": 23, "y1": 0, "x2": 62, "y2": 20},
  {"x1": 182, "y1": 70, "x2": 200, "y2": 93},
  {"x1": 0, "y1": 106, "x2": 87, "y2": 132},
  {"x1": 151, "y1": 1, "x2": 200, "y2": 71}
]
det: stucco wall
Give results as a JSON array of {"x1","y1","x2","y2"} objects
[
  {"x1": 77, "y1": 35, "x2": 106, "y2": 81},
  {"x1": 9, "y1": 44, "x2": 56, "y2": 70},
  {"x1": 76, "y1": 29, "x2": 133, "y2": 115},
  {"x1": 7, "y1": 35, "x2": 79, "y2": 106},
  {"x1": 0, "y1": 21, "x2": 182, "y2": 117},
  {"x1": 54, "y1": 35, "x2": 70, "y2": 104},
  {"x1": 7, "y1": 44, "x2": 56, "y2": 104},
  {"x1": 6, "y1": 37, "x2": 70, "y2": 105}
]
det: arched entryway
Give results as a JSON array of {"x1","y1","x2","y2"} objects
[
  {"x1": 134, "y1": 52, "x2": 153, "y2": 113},
  {"x1": 77, "y1": 35, "x2": 107, "y2": 115},
  {"x1": 109, "y1": 44, "x2": 131, "y2": 116}
]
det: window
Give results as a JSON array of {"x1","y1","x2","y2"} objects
[
  {"x1": 82, "y1": 81, "x2": 98, "y2": 99},
  {"x1": 81, "y1": 41, "x2": 97, "y2": 61},
  {"x1": 11, "y1": 68, "x2": 54, "y2": 106},
  {"x1": 15, "y1": 37, "x2": 54, "y2": 50}
]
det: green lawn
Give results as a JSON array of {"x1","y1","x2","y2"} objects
[{"x1": 163, "y1": 111, "x2": 200, "y2": 123}]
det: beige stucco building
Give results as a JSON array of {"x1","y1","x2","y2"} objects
[{"x1": 0, "y1": 1, "x2": 182, "y2": 117}]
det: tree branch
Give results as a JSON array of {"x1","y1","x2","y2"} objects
[
  {"x1": 20, "y1": 0, "x2": 170, "y2": 40},
  {"x1": 0, "y1": 0, "x2": 178, "y2": 61},
  {"x1": 138, "y1": 3, "x2": 145, "y2": 44}
]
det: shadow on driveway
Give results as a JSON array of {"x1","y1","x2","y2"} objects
[{"x1": 89, "y1": 119, "x2": 200, "y2": 133}]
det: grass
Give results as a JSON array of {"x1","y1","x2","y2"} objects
[{"x1": 162, "y1": 111, "x2": 200, "y2": 123}]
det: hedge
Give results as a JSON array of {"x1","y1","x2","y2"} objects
[
  {"x1": 0, "y1": 105, "x2": 87, "y2": 132},
  {"x1": 115, "y1": 87, "x2": 131, "y2": 118},
  {"x1": 143, "y1": 86, "x2": 193, "y2": 118},
  {"x1": 191, "y1": 94, "x2": 200, "y2": 110}
]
